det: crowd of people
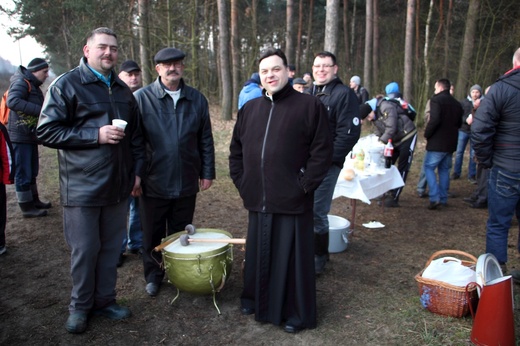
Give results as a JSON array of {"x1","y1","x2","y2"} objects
[{"x1": 1, "y1": 25, "x2": 520, "y2": 336}]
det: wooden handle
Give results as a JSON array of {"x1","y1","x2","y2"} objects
[
  {"x1": 187, "y1": 238, "x2": 246, "y2": 245},
  {"x1": 154, "y1": 238, "x2": 175, "y2": 252},
  {"x1": 425, "y1": 250, "x2": 478, "y2": 267}
]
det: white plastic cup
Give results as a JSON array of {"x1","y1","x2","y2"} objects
[{"x1": 112, "y1": 119, "x2": 127, "y2": 130}]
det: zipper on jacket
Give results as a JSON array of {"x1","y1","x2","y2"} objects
[
  {"x1": 260, "y1": 102, "x2": 275, "y2": 213},
  {"x1": 108, "y1": 85, "x2": 122, "y2": 203}
]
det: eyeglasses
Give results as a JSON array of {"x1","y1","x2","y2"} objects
[
  {"x1": 313, "y1": 64, "x2": 335, "y2": 69},
  {"x1": 160, "y1": 61, "x2": 184, "y2": 68}
]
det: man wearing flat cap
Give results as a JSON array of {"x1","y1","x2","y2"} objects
[
  {"x1": 7, "y1": 57, "x2": 51, "y2": 218},
  {"x1": 118, "y1": 60, "x2": 142, "y2": 92},
  {"x1": 133, "y1": 47, "x2": 216, "y2": 297},
  {"x1": 292, "y1": 77, "x2": 307, "y2": 93}
]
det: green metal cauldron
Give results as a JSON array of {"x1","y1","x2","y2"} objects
[{"x1": 161, "y1": 228, "x2": 234, "y2": 312}]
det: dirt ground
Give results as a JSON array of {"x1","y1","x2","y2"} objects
[{"x1": 1, "y1": 118, "x2": 519, "y2": 346}]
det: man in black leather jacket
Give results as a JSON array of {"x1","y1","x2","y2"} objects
[
  {"x1": 133, "y1": 47, "x2": 215, "y2": 298},
  {"x1": 37, "y1": 27, "x2": 145, "y2": 334}
]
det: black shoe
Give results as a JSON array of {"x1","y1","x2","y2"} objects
[
  {"x1": 92, "y1": 303, "x2": 131, "y2": 320},
  {"x1": 315, "y1": 255, "x2": 327, "y2": 275},
  {"x1": 417, "y1": 191, "x2": 428, "y2": 198},
  {"x1": 451, "y1": 174, "x2": 460, "y2": 180},
  {"x1": 284, "y1": 324, "x2": 305, "y2": 333},
  {"x1": 463, "y1": 197, "x2": 476, "y2": 204},
  {"x1": 384, "y1": 198, "x2": 399, "y2": 208},
  {"x1": 33, "y1": 199, "x2": 52, "y2": 209},
  {"x1": 468, "y1": 178, "x2": 477, "y2": 185},
  {"x1": 145, "y1": 282, "x2": 159, "y2": 297},
  {"x1": 470, "y1": 202, "x2": 487, "y2": 209},
  {"x1": 511, "y1": 270, "x2": 520, "y2": 284},
  {"x1": 117, "y1": 253, "x2": 125, "y2": 267},
  {"x1": 428, "y1": 201, "x2": 440, "y2": 210},
  {"x1": 65, "y1": 312, "x2": 88, "y2": 334},
  {"x1": 447, "y1": 192, "x2": 457, "y2": 198},
  {"x1": 128, "y1": 247, "x2": 143, "y2": 255},
  {"x1": 240, "y1": 307, "x2": 255, "y2": 315}
]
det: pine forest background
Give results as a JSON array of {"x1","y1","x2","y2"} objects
[{"x1": 2, "y1": 0, "x2": 519, "y2": 123}]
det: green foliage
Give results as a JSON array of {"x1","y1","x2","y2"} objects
[{"x1": 3, "y1": 0, "x2": 520, "y2": 106}]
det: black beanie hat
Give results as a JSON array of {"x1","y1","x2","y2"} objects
[
  {"x1": 27, "y1": 58, "x2": 49, "y2": 72},
  {"x1": 359, "y1": 103, "x2": 373, "y2": 120}
]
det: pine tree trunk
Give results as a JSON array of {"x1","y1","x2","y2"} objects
[{"x1": 217, "y1": 0, "x2": 232, "y2": 120}]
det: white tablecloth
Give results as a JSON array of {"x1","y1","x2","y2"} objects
[{"x1": 333, "y1": 165, "x2": 405, "y2": 204}]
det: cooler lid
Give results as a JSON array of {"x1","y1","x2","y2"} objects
[{"x1": 475, "y1": 253, "x2": 503, "y2": 297}]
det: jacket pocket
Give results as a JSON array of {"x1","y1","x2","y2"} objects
[{"x1": 82, "y1": 155, "x2": 111, "y2": 176}]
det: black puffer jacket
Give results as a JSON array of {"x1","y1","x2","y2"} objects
[
  {"x1": 372, "y1": 98, "x2": 416, "y2": 145},
  {"x1": 472, "y1": 67, "x2": 520, "y2": 171},
  {"x1": 37, "y1": 58, "x2": 145, "y2": 207},
  {"x1": 6, "y1": 66, "x2": 44, "y2": 143},
  {"x1": 312, "y1": 78, "x2": 360, "y2": 168},
  {"x1": 133, "y1": 78, "x2": 215, "y2": 199}
]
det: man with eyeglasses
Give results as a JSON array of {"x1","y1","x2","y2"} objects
[
  {"x1": 133, "y1": 47, "x2": 215, "y2": 298},
  {"x1": 311, "y1": 51, "x2": 361, "y2": 275}
]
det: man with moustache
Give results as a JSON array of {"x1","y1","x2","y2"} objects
[
  {"x1": 37, "y1": 27, "x2": 145, "y2": 333},
  {"x1": 229, "y1": 48, "x2": 332, "y2": 333},
  {"x1": 311, "y1": 51, "x2": 360, "y2": 274},
  {"x1": 133, "y1": 48, "x2": 215, "y2": 298}
]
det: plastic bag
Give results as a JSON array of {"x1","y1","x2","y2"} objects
[{"x1": 421, "y1": 257, "x2": 476, "y2": 287}]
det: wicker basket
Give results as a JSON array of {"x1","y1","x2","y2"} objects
[{"x1": 415, "y1": 250, "x2": 479, "y2": 318}]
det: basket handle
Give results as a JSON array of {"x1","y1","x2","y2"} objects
[{"x1": 424, "y1": 250, "x2": 478, "y2": 268}]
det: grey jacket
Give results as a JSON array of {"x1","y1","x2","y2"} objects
[{"x1": 373, "y1": 98, "x2": 416, "y2": 145}]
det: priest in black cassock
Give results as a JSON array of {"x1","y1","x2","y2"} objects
[{"x1": 229, "y1": 48, "x2": 333, "y2": 333}]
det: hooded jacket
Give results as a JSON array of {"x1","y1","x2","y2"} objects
[
  {"x1": 134, "y1": 77, "x2": 215, "y2": 199},
  {"x1": 229, "y1": 83, "x2": 332, "y2": 214},
  {"x1": 37, "y1": 57, "x2": 145, "y2": 206},
  {"x1": 238, "y1": 82, "x2": 262, "y2": 109},
  {"x1": 472, "y1": 67, "x2": 520, "y2": 171},
  {"x1": 6, "y1": 66, "x2": 44, "y2": 143}
]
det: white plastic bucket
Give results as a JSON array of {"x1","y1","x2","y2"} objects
[{"x1": 328, "y1": 215, "x2": 350, "y2": 253}]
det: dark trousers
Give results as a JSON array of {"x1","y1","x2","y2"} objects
[
  {"x1": 0, "y1": 184, "x2": 5, "y2": 247},
  {"x1": 140, "y1": 194, "x2": 197, "y2": 284},
  {"x1": 390, "y1": 133, "x2": 417, "y2": 201},
  {"x1": 12, "y1": 143, "x2": 38, "y2": 191},
  {"x1": 63, "y1": 200, "x2": 128, "y2": 312},
  {"x1": 471, "y1": 163, "x2": 489, "y2": 205}
]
